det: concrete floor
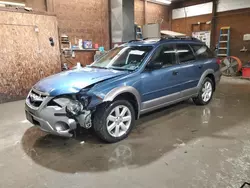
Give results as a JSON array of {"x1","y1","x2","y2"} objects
[{"x1": 0, "y1": 77, "x2": 250, "y2": 188}]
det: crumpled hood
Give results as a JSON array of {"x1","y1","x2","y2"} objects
[{"x1": 34, "y1": 67, "x2": 126, "y2": 96}]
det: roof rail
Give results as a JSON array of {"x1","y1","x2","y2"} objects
[
  {"x1": 128, "y1": 39, "x2": 142, "y2": 43},
  {"x1": 127, "y1": 37, "x2": 161, "y2": 43},
  {"x1": 160, "y1": 36, "x2": 201, "y2": 41},
  {"x1": 160, "y1": 36, "x2": 176, "y2": 41},
  {"x1": 177, "y1": 36, "x2": 200, "y2": 41},
  {"x1": 128, "y1": 36, "x2": 200, "y2": 44}
]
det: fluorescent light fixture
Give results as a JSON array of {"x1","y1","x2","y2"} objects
[
  {"x1": 0, "y1": 1, "x2": 25, "y2": 7},
  {"x1": 147, "y1": 0, "x2": 171, "y2": 5},
  {"x1": 156, "y1": 0, "x2": 171, "y2": 5}
]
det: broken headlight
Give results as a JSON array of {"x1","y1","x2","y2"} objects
[
  {"x1": 78, "y1": 95, "x2": 91, "y2": 107},
  {"x1": 66, "y1": 95, "x2": 91, "y2": 116},
  {"x1": 66, "y1": 100, "x2": 83, "y2": 116}
]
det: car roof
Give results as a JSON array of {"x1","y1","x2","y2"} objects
[{"x1": 126, "y1": 37, "x2": 205, "y2": 47}]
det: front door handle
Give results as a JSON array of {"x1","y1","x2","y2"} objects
[{"x1": 173, "y1": 71, "x2": 178, "y2": 75}]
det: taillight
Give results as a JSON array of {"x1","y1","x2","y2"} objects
[{"x1": 216, "y1": 58, "x2": 221, "y2": 64}]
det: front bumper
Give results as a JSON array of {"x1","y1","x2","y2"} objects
[{"x1": 25, "y1": 97, "x2": 77, "y2": 137}]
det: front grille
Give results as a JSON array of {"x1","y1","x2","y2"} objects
[{"x1": 27, "y1": 89, "x2": 48, "y2": 108}]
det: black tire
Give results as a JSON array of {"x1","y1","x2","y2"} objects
[
  {"x1": 93, "y1": 100, "x2": 135, "y2": 143},
  {"x1": 193, "y1": 77, "x2": 214, "y2": 105}
]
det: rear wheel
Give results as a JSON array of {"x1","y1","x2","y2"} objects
[
  {"x1": 193, "y1": 77, "x2": 214, "y2": 105},
  {"x1": 93, "y1": 100, "x2": 135, "y2": 143}
]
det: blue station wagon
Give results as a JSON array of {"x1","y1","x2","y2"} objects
[{"x1": 25, "y1": 37, "x2": 222, "y2": 143}]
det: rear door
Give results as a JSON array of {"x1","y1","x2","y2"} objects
[
  {"x1": 190, "y1": 44, "x2": 216, "y2": 73},
  {"x1": 175, "y1": 43, "x2": 201, "y2": 92}
]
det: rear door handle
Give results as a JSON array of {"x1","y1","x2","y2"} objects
[
  {"x1": 173, "y1": 71, "x2": 178, "y2": 75},
  {"x1": 198, "y1": 65, "x2": 203, "y2": 69}
]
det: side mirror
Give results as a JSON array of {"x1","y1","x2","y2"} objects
[{"x1": 146, "y1": 61, "x2": 163, "y2": 70}]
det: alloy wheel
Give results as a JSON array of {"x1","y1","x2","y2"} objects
[
  {"x1": 202, "y1": 81, "x2": 212, "y2": 102},
  {"x1": 106, "y1": 105, "x2": 132, "y2": 137}
]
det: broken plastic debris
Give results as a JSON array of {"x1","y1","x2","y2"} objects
[
  {"x1": 176, "y1": 138, "x2": 183, "y2": 142},
  {"x1": 179, "y1": 143, "x2": 186, "y2": 147},
  {"x1": 21, "y1": 120, "x2": 29, "y2": 123},
  {"x1": 173, "y1": 142, "x2": 186, "y2": 147},
  {"x1": 80, "y1": 141, "x2": 85, "y2": 145}
]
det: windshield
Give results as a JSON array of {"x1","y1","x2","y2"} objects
[{"x1": 90, "y1": 45, "x2": 153, "y2": 71}]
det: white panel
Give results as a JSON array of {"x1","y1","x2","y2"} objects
[
  {"x1": 217, "y1": 0, "x2": 250, "y2": 12},
  {"x1": 243, "y1": 34, "x2": 250, "y2": 41},
  {"x1": 172, "y1": 8, "x2": 186, "y2": 19},
  {"x1": 143, "y1": 24, "x2": 161, "y2": 38},
  {"x1": 172, "y1": 2, "x2": 213, "y2": 19},
  {"x1": 192, "y1": 31, "x2": 211, "y2": 47},
  {"x1": 161, "y1": 30, "x2": 186, "y2": 37}
]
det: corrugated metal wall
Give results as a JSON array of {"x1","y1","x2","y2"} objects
[{"x1": 111, "y1": 0, "x2": 135, "y2": 43}]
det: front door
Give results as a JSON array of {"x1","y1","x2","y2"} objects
[{"x1": 140, "y1": 44, "x2": 181, "y2": 111}]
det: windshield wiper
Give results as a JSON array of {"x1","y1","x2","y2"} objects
[
  {"x1": 109, "y1": 67, "x2": 135, "y2": 72},
  {"x1": 109, "y1": 67, "x2": 128, "y2": 71},
  {"x1": 88, "y1": 65, "x2": 108, "y2": 69},
  {"x1": 89, "y1": 65, "x2": 133, "y2": 72}
]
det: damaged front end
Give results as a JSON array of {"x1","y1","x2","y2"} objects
[
  {"x1": 24, "y1": 66, "x2": 128, "y2": 137},
  {"x1": 25, "y1": 88, "x2": 100, "y2": 137}
]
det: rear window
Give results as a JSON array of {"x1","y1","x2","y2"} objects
[
  {"x1": 190, "y1": 44, "x2": 214, "y2": 59},
  {"x1": 176, "y1": 44, "x2": 196, "y2": 63}
]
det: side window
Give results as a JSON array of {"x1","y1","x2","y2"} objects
[
  {"x1": 191, "y1": 44, "x2": 214, "y2": 59},
  {"x1": 176, "y1": 44, "x2": 195, "y2": 63},
  {"x1": 151, "y1": 44, "x2": 176, "y2": 68}
]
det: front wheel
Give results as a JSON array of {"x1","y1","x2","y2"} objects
[
  {"x1": 93, "y1": 100, "x2": 135, "y2": 143},
  {"x1": 193, "y1": 77, "x2": 214, "y2": 105}
]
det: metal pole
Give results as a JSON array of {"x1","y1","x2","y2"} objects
[
  {"x1": 108, "y1": 0, "x2": 112, "y2": 49},
  {"x1": 211, "y1": 0, "x2": 218, "y2": 49}
]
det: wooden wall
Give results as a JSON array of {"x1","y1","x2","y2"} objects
[
  {"x1": 134, "y1": 0, "x2": 170, "y2": 30},
  {"x1": 0, "y1": 11, "x2": 60, "y2": 103},
  {"x1": 8, "y1": 0, "x2": 46, "y2": 12},
  {"x1": 10, "y1": 0, "x2": 110, "y2": 49},
  {"x1": 25, "y1": 0, "x2": 46, "y2": 11},
  {"x1": 7, "y1": 0, "x2": 110, "y2": 77}
]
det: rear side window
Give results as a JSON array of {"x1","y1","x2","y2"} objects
[
  {"x1": 191, "y1": 44, "x2": 214, "y2": 59},
  {"x1": 176, "y1": 44, "x2": 195, "y2": 63}
]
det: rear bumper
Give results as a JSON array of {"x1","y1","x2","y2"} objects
[{"x1": 214, "y1": 70, "x2": 222, "y2": 84}]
